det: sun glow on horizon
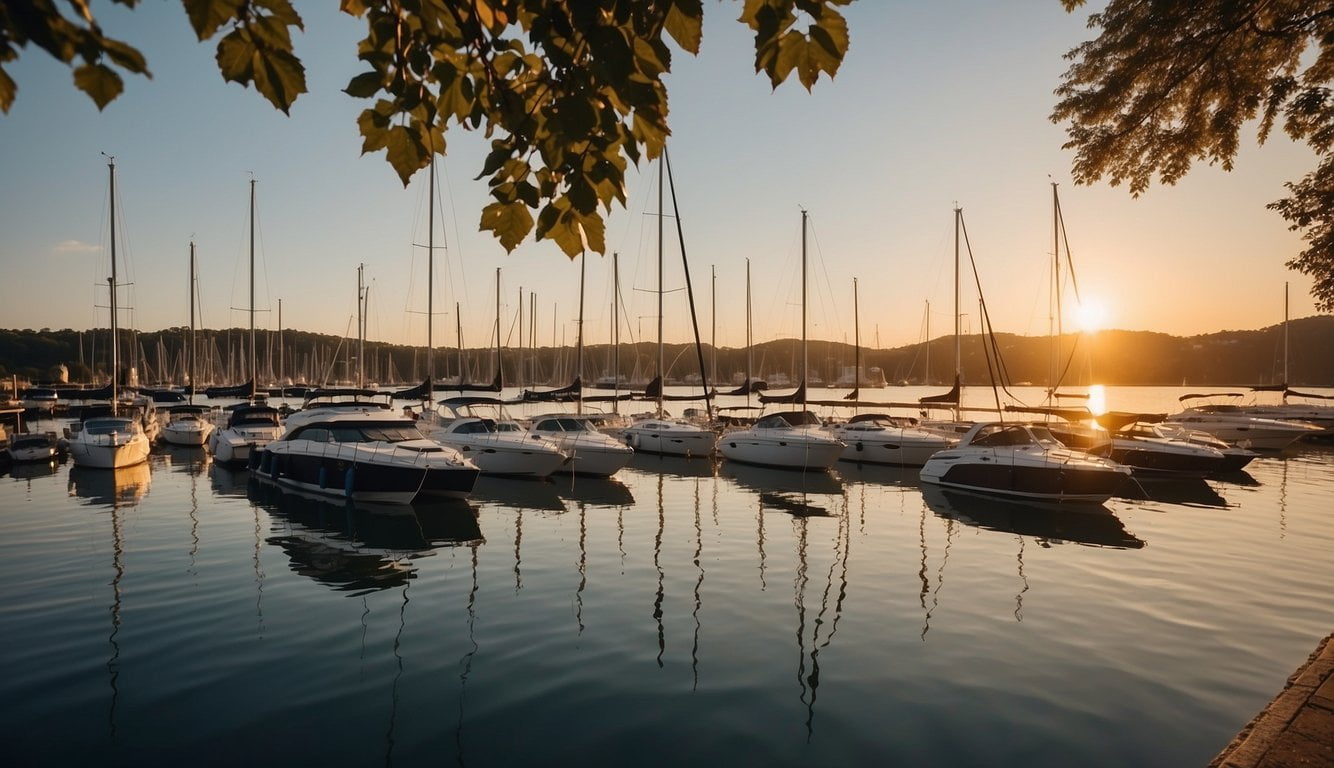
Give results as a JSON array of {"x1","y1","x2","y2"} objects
[
  {"x1": 1072, "y1": 296, "x2": 1111, "y2": 333},
  {"x1": 1088, "y1": 383, "x2": 1107, "y2": 416}
]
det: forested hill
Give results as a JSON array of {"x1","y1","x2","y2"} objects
[{"x1": 1, "y1": 315, "x2": 1331, "y2": 388}]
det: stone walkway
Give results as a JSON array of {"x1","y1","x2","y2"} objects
[{"x1": 1210, "y1": 633, "x2": 1334, "y2": 767}]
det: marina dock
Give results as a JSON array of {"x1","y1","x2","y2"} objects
[{"x1": 1211, "y1": 634, "x2": 1334, "y2": 767}]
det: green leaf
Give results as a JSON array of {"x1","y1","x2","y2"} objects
[
  {"x1": 344, "y1": 70, "x2": 382, "y2": 98},
  {"x1": 384, "y1": 124, "x2": 426, "y2": 184},
  {"x1": 73, "y1": 63, "x2": 123, "y2": 110},
  {"x1": 480, "y1": 201, "x2": 535, "y2": 252},
  {"x1": 101, "y1": 38, "x2": 149, "y2": 75},
  {"x1": 183, "y1": 0, "x2": 245, "y2": 40},
  {"x1": 251, "y1": 46, "x2": 306, "y2": 113}
]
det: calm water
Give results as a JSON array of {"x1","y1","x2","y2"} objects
[{"x1": 3, "y1": 386, "x2": 1332, "y2": 767}]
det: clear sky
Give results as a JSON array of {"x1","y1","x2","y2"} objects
[{"x1": 0, "y1": 2, "x2": 1323, "y2": 355}]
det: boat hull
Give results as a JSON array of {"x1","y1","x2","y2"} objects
[
  {"x1": 834, "y1": 431, "x2": 954, "y2": 467},
  {"x1": 252, "y1": 445, "x2": 479, "y2": 503},
  {"x1": 68, "y1": 435, "x2": 151, "y2": 469},
  {"x1": 622, "y1": 422, "x2": 717, "y2": 458},
  {"x1": 162, "y1": 421, "x2": 215, "y2": 447},
  {"x1": 718, "y1": 428, "x2": 844, "y2": 471},
  {"x1": 436, "y1": 438, "x2": 568, "y2": 477}
]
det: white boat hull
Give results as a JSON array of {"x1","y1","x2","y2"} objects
[
  {"x1": 622, "y1": 421, "x2": 717, "y2": 458},
  {"x1": 718, "y1": 427, "x2": 844, "y2": 470},
  {"x1": 162, "y1": 421, "x2": 215, "y2": 447},
  {"x1": 435, "y1": 437, "x2": 568, "y2": 477},
  {"x1": 68, "y1": 434, "x2": 151, "y2": 469}
]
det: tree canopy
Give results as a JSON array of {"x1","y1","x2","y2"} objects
[
  {"x1": 1054, "y1": 0, "x2": 1334, "y2": 311},
  {"x1": 1, "y1": 0, "x2": 851, "y2": 257}
]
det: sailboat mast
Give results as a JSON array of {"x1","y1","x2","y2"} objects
[
  {"x1": 428, "y1": 161, "x2": 435, "y2": 383},
  {"x1": 249, "y1": 177, "x2": 256, "y2": 397},
  {"x1": 853, "y1": 277, "x2": 860, "y2": 408},
  {"x1": 108, "y1": 157, "x2": 119, "y2": 414},
  {"x1": 277, "y1": 298, "x2": 283, "y2": 388},
  {"x1": 801, "y1": 208, "x2": 808, "y2": 412},
  {"x1": 357, "y1": 263, "x2": 365, "y2": 388},
  {"x1": 746, "y1": 258, "x2": 753, "y2": 407},
  {"x1": 456, "y1": 301, "x2": 463, "y2": 382},
  {"x1": 189, "y1": 241, "x2": 196, "y2": 403},
  {"x1": 924, "y1": 299, "x2": 930, "y2": 385},
  {"x1": 494, "y1": 267, "x2": 501, "y2": 384},
  {"x1": 711, "y1": 264, "x2": 717, "y2": 388},
  {"x1": 577, "y1": 251, "x2": 586, "y2": 415},
  {"x1": 613, "y1": 253, "x2": 621, "y2": 403},
  {"x1": 1283, "y1": 281, "x2": 1290, "y2": 391},
  {"x1": 953, "y1": 206, "x2": 962, "y2": 420},
  {"x1": 656, "y1": 158, "x2": 665, "y2": 414},
  {"x1": 518, "y1": 286, "x2": 524, "y2": 388}
]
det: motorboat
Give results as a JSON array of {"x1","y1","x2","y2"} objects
[
  {"x1": 919, "y1": 421, "x2": 1131, "y2": 504},
  {"x1": 208, "y1": 401, "x2": 284, "y2": 465},
  {"x1": 1120, "y1": 421, "x2": 1258, "y2": 471},
  {"x1": 828, "y1": 413, "x2": 957, "y2": 467},
  {"x1": 1163, "y1": 407, "x2": 1321, "y2": 450},
  {"x1": 717, "y1": 410, "x2": 845, "y2": 471},
  {"x1": 1093, "y1": 431, "x2": 1227, "y2": 477},
  {"x1": 527, "y1": 413, "x2": 635, "y2": 477},
  {"x1": 250, "y1": 389, "x2": 479, "y2": 504},
  {"x1": 5, "y1": 432, "x2": 59, "y2": 463},
  {"x1": 160, "y1": 404, "x2": 216, "y2": 447},
  {"x1": 66, "y1": 404, "x2": 152, "y2": 469},
  {"x1": 621, "y1": 412, "x2": 717, "y2": 458},
  {"x1": 428, "y1": 397, "x2": 568, "y2": 477}
]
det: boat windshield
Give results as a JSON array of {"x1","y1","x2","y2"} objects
[
  {"x1": 494, "y1": 421, "x2": 524, "y2": 433},
  {"x1": 327, "y1": 423, "x2": 426, "y2": 443},
  {"x1": 84, "y1": 418, "x2": 136, "y2": 435},
  {"x1": 451, "y1": 419, "x2": 497, "y2": 435},
  {"x1": 756, "y1": 411, "x2": 820, "y2": 429},
  {"x1": 534, "y1": 418, "x2": 591, "y2": 433}
]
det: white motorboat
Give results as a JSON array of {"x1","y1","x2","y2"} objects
[
  {"x1": 829, "y1": 414, "x2": 957, "y2": 467},
  {"x1": 919, "y1": 421, "x2": 1131, "y2": 504},
  {"x1": 1121, "y1": 421, "x2": 1258, "y2": 471},
  {"x1": 251, "y1": 389, "x2": 479, "y2": 504},
  {"x1": 208, "y1": 402, "x2": 284, "y2": 465},
  {"x1": 1163, "y1": 407, "x2": 1321, "y2": 450},
  {"x1": 67, "y1": 405, "x2": 152, "y2": 469},
  {"x1": 528, "y1": 413, "x2": 635, "y2": 477},
  {"x1": 429, "y1": 397, "x2": 568, "y2": 477},
  {"x1": 1095, "y1": 433, "x2": 1227, "y2": 477},
  {"x1": 718, "y1": 410, "x2": 845, "y2": 470},
  {"x1": 161, "y1": 404, "x2": 215, "y2": 447}
]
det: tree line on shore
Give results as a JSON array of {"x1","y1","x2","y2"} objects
[{"x1": 1, "y1": 316, "x2": 1331, "y2": 389}]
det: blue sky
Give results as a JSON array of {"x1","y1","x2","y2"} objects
[{"x1": 0, "y1": 2, "x2": 1321, "y2": 354}]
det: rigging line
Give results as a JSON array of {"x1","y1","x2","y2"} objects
[{"x1": 958, "y1": 214, "x2": 1009, "y2": 416}]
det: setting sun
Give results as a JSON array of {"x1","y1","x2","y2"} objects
[{"x1": 1072, "y1": 296, "x2": 1111, "y2": 333}]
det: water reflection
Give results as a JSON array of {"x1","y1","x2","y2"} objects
[
  {"x1": 722, "y1": 461, "x2": 844, "y2": 496},
  {"x1": 787, "y1": 498, "x2": 852, "y2": 740},
  {"x1": 920, "y1": 484, "x2": 1145, "y2": 549},
  {"x1": 246, "y1": 479, "x2": 482, "y2": 594},
  {"x1": 154, "y1": 443, "x2": 208, "y2": 476},
  {"x1": 1116, "y1": 477, "x2": 1230, "y2": 508},
  {"x1": 835, "y1": 462, "x2": 922, "y2": 489},
  {"x1": 552, "y1": 476, "x2": 635, "y2": 507},
  {"x1": 470, "y1": 476, "x2": 566, "y2": 512},
  {"x1": 208, "y1": 462, "x2": 250, "y2": 498},
  {"x1": 67, "y1": 463, "x2": 152, "y2": 508},
  {"x1": 628, "y1": 452, "x2": 718, "y2": 478},
  {"x1": 6, "y1": 458, "x2": 59, "y2": 481}
]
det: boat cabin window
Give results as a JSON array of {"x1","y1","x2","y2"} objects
[
  {"x1": 296, "y1": 427, "x2": 332, "y2": 443},
  {"x1": 971, "y1": 425, "x2": 1035, "y2": 447},
  {"x1": 495, "y1": 422, "x2": 522, "y2": 433},
  {"x1": 326, "y1": 423, "x2": 426, "y2": 443},
  {"x1": 84, "y1": 418, "x2": 136, "y2": 436},
  {"x1": 454, "y1": 419, "x2": 496, "y2": 435}
]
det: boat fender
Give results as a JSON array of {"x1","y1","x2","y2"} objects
[
  {"x1": 344, "y1": 466, "x2": 355, "y2": 497},
  {"x1": 318, "y1": 466, "x2": 327, "y2": 489},
  {"x1": 855, "y1": 441, "x2": 864, "y2": 452}
]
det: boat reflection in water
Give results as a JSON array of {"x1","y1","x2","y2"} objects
[
  {"x1": 835, "y1": 461, "x2": 922, "y2": 489},
  {"x1": 627, "y1": 452, "x2": 719, "y2": 479},
  {"x1": 246, "y1": 477, "x2": 482, "y2": 594},
  {"x1": 155, "y1": 443, "x2": 209, "y2": 476},
  {"x1": 551, "y1": 475, "x2": 636, "y2": 508},
  {"x1": 469, "y1": 475, "x2": 567, "y2": 512},
  {"x1": 920, "y1": 483, "x2": 1145, "y2": 550},
  {"x1": 6, "y1": 458, "x2": 60, "y2": 481},
  {"x1": 208, "y1": 462, "x2": 251, "y2": 498},
  {"x1": 67, "y1": 462, "x2": 152, "y2": 508},
  {"x1": 1115, "y1": 476, "x2": 1230, "y2": 508},
  {"x1": 722, "y1": 461, "x2": 844, "y2": 497}
]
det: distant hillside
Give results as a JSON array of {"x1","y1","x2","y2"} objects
[{"x1": 1, "y1": 315, "x2": 1331, "y2": 388}]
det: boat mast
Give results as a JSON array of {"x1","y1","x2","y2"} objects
[
  {"x1": 953, "y1": 205, "x2": 962, "y2": 421},
  {"x1": 1283, "y1": 281, "x2": 1289, "y2": 394},
  {"x1": 518, "y1": 285, "x2": 524, "y2": 388},
  {"x1": 277, "y1": 298, "x2": 283, "y2": 388},
  {"x1": 189, "y1": 240, "x2": 196, "y2": 404},
  {"x1": 249, "y1": 177, "x2": 257, "y2": 399},
  {"x1": 357, "y1": 263, "x2": 365, "y2": 388},
  {"x1": 107, "y1": 156, "x2": 119, "y2": 415},
  {"x1": 853, "y1": 277, "x2": 860, "y2": 412},
  {"x1": 711, "y1": 264, "x2": 717, "y2": 389},
  {"x1": 494, "y1": 267, "x2": 501, "y2": 385},
  {"x1": 613, "y1": 253, "x2": 621, "y2": 404},
  {"x1": 924, "y1": 299, "x2": 930, "y2": 385},
  {"x1": 656, "y1": 158, "x2": 665, "y2": 415},
  {"x1": 577, "y1": 251, "x2": 586, "y2": 415},
  {"x1": 428, "y1": 160, "x2": 436, "y2": 384},
  {"x1": 801, "y1": 208, "x2": 808, "y2": 413},
  {"x1": 746, "y1": 258, "x2": 753, "y2": 409}
]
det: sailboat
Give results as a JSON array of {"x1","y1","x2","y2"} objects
[
  {"x1": 718, "y1": 210, "x2": 844, "y2": 470},
  {"x1": 621, "y1": 153, "x2": 718, "y2": 457},
  {"x1": 68, "y1": 157, "x2": 153, "y2": 470},
  {"x1": 161, "y1": 241, "x2": 216, "y2": 446},
  {"x1": 827, "y1": 278, "x2": 957, "y2": 466},
  {"x1": 207, "y1": 179, "x2": 284, "y2": 464}
]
